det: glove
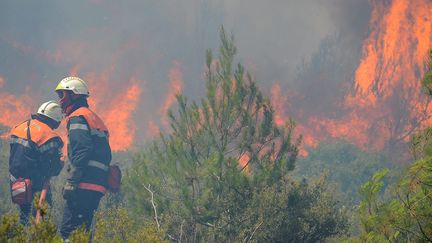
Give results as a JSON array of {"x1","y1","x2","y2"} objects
[
  {"x1": 62, "y1": 181, "x2": 77, "y2": 201},
  {"x1": 63, "y1": 166, "x2": 84, "y2": 200}
]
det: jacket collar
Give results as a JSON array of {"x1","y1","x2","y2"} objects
[
  {"x1": 65, "y1": 98, "x2": 89, "y2": 116},
  {"x1": 31, "y1": 114, "x2": 59, "y2": 130}
]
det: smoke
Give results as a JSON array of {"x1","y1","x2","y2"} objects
[
  {"x1": 0, "y1": 0, "x2": 372, "y2": 150},
  {"x1": 276, "y1": 0, "x2": 432, "y2": 160}
]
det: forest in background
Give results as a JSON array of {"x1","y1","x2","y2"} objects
[{"x1": 0, "y1": 29, "x2": 431, "y2": 242}]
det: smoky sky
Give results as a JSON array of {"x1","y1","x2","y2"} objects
[{"x1": 0, "y1": 0, "x2": 371, "y2": 145}]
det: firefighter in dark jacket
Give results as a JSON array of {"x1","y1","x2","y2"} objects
[
  {"x1": 9, "y1": 100, "x2": 64, "y2": 225},
  {"x1": 56, "y1": 77, "x2": 112, "y2": 239}
]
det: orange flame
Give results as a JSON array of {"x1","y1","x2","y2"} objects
[
  {"x1": 98, "y1": 79, "x2": 142, "y2": 151},
  {"x1": 271, "y1": 82, "x2": 316, "y2": 156},
  {"x1": 238, "y1": 153, "x2": 250, "y2": 173},
  {"x1": 271, "y1": 82, "x2": 289, "y2": 127},
  {"x1": 271, "y1": 0, "x2": 432, "y2": 157},
  {"x1": 0, "y1": 76, "x2": 33, "y2": 132},
  {"x1": 160, "y1": 61, "x2": 184, "y2": 128},
  {"x1": 346, "y1": 0, "x2": 432, "y2": 148},
  {"x1": 147, "y1": 119, "x2": 160, "y2": 138},
  {"x1": 68, "y1": 67, "x2": 143, "y2": 151}
]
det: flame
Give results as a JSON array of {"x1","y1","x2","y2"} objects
[
  {"x1": 160, "y1": 62, "x2": 184, "y2": 128},
  {"x1": 346, "y1": 0, "x2": 432, "y2": 148},
  {"x1": 271, "y1": 82, "x2": 288, "y2": 127},
  {"x1": 238, "y1": 153, "x2": 250, "y2": 173},
  {"x1": 98, "y1": 79, "x2": 142, "y2": 151},
  {"x1": 0, "y1": 76, "x2": 65, "y2": 145},
  {"x1": 147, "y1": 119, "x2": 160, "y2": 138},
  {"x1": 271, "y1": 82, "x2": 316, "y2": 156},
  {"x1": 68, "y1": 67, "x2": 142, "y2": 151},
  {"x1": 1, "y1": 0, "x2": 430, "y2": 159},
  {"x1": 271, "y1": 0, "x2": 432, "y2": 156},
  {"x1": 0, "y1": 72, "x2": 142, "y2": 152},
  {"x1": 0, "y1": 76, "x2": 33, "y2": 132},
  {"x1": 349, "y1": 0, "x2": 432, "y2": 105}
]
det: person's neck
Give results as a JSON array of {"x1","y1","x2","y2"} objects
[{"x1": 65, "y1": 98, "x2": 89, "y2": 116}]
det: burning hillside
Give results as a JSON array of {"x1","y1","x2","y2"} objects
[
  {"x1": 273, "y1": 0, "x2": 432, "y2": 156},
  {"x1": 0, "y1": 75, "x2": 32, "y2": 130},
  {"x1": 0, "y1": 0, "x2": 430, "y2": 156}
]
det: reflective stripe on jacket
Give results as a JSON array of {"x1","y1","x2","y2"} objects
[
  {"x1": 67, "y1": 106, "x2": 112, "y2": 194},
  {"x1": 11, "y1": 119, "x2": 59, "y2": 147},
  {"x1": 9, "y1": 118, "x2": 63, "y2": 185}
]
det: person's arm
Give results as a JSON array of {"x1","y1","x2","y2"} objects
[
  {"x1": 68, "y1": 116, "x2": 93, "y2": 167},
  {"x1": 39, "y1": 137, "x2": 64, "y2": 177}
]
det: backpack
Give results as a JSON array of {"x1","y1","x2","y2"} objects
[
  {"x1": 10, "y1": 120, "x2": 35, "y2": 204},
  {"x1": 107, "y1": 164, "x2": 122, "y2": 193},
  {"x1": 10, "y1": 177, "x2": 32, "y2": 205}
]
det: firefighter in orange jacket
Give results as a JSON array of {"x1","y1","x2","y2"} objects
[
  {"x1": 9, "y1": 101, "x2": 64, "y2": 225},
  {"x1": 56, "y1": 77, "x2": 112, "y2": 239}
]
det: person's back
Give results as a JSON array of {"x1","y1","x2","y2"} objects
[{"x1": 9, "y1": 101, "x2": 64, "y2": 224}]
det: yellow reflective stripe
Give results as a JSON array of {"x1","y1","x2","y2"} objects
[
  {"x1": 88, "y1": 160, "x2": 109, "y2": 171},
  {"x1": 39, "y1": 140, "x2": 59, "y2": 153},
  {"x1": 10, "y1": 137, "x2": 30, "y2": 148},
  {"x1": 12, "y1": 187, "x2": 26, "y2": 197},
  {"x1": 69, "y1": 124, "x2": 89, "y2": 131},
  {"x1": 90, "y1": 129, "x2": 107, "y2": 138}
]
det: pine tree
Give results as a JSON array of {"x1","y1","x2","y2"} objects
[{"x1": 125, "y1": 28, "x2": 348, "y2": 242}]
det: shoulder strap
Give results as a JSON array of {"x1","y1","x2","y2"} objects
[{"x1": 26, "y1": 119, "x2": 38, "y2": 151}]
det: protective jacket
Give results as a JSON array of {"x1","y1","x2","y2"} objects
[
  {"x1": 66, "y1": 102, "x2": 112, "y2": 195},
  {"x1": 9, "y1": 115, "x2": 64, "y2": 189}
]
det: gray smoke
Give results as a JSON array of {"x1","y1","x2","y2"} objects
[{"x1": 0, "y1": 0, "x2": 371, "y2": 144}]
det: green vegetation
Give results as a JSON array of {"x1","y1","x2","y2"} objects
[
  {"x1": 421, "y1": 49, "x2": 432, "y2": 95},
  {"x1": 0, "y1": 125, "x2": 16, "y2": 216},
  {"x1": 124, "y1": 28, "x2": 348, "y2": 242},
  {"x1": 0, "y1": 208, "x2": 162, "y2": 243},
  {"x1": 295, "y1": 140, "x2": 395, "y2": 205},
  {"x1": 93, "y1": 207, "x2": 166, "y2": 243},
  {"x1": 349, "y1": 49, "x2": 432, "y2": 242},
  {"x1": 0, "y1": 32, "x2": 431, "y2": 242},
  {"x1": 352, "y1": 142, "x2": 432, "y2": 241}
]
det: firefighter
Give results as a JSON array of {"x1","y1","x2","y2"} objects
[
  {"x1": 56, "y1": 77, "x2": 112, "y2": 239},
  {"x1": 9, "y1": 100, "x2": 64, "y2": 225}
]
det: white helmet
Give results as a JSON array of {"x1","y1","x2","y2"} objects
[
  {"x1": 55, "y1": 76, "x2": 90, "y2": 96},
  {"x1": 37, "y1": 100, "x2": 63, "y2": 123}
]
